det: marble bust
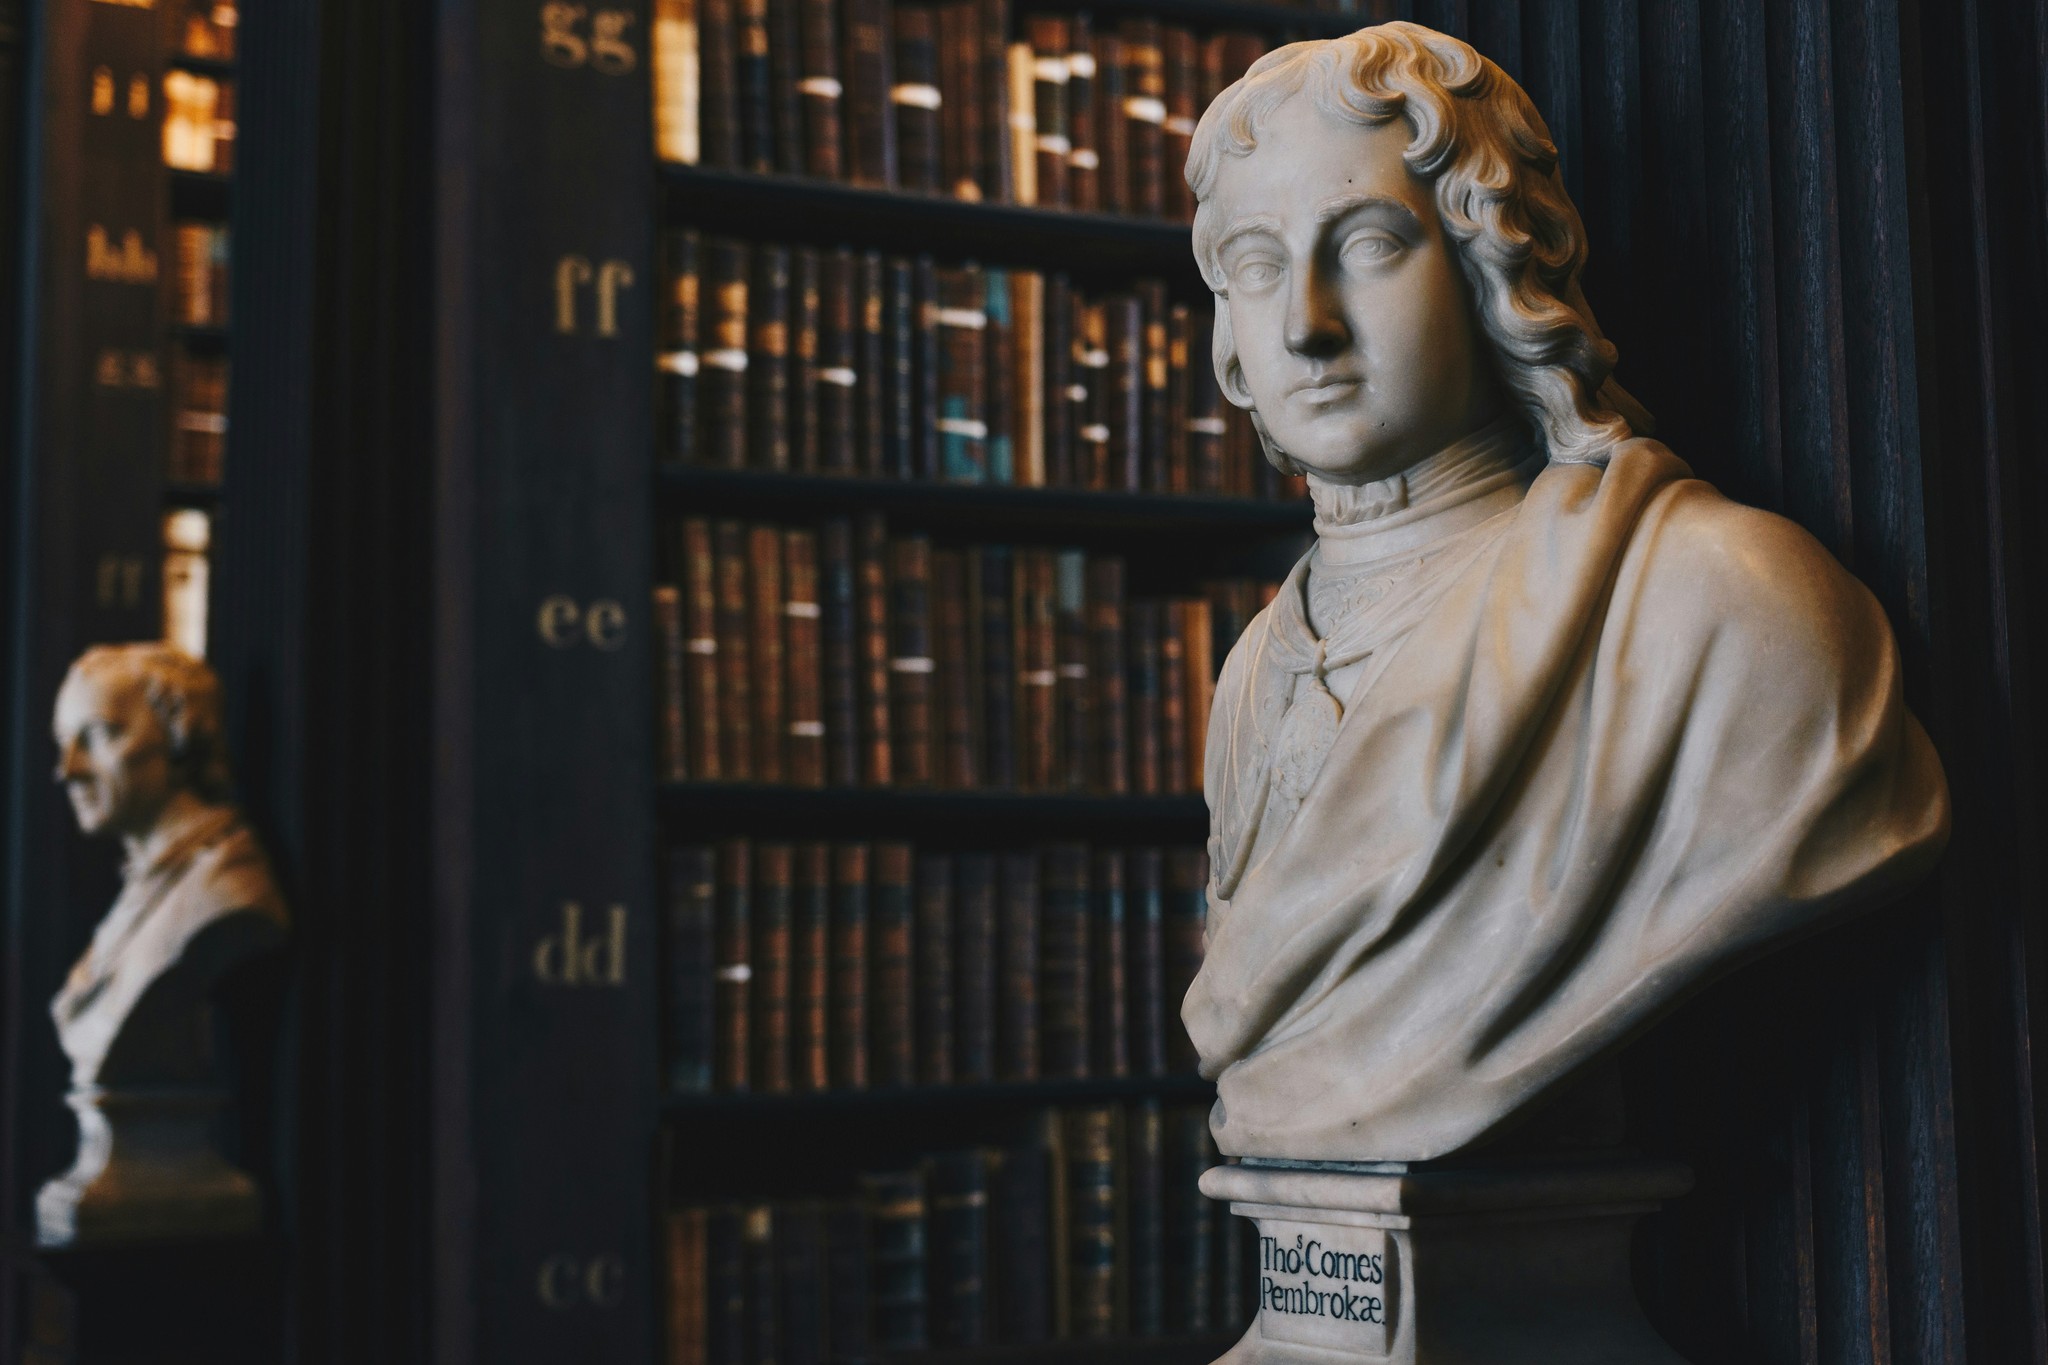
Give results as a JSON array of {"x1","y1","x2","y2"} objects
[
  {"x1": 36, "y1": 643, "x2": 288, "y2": 1246},
  {"x1": 1182, "y1": 24, "x2": 1949, "y2": 1168}
]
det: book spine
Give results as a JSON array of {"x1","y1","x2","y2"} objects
[
  {"x1": 984, "y1": 269, "x2": 1015, "y2": 483},
  {"x1": 1093, "y1": 848, "x2": 1130, "y2": 1078},
  {"x1": 1129, "y1": 847, "x2": 1165, "y2": 1076},
  {"x1": 914, "y1": 256, "x2": 943, "y2": 480},
  {"x1": 1011, "y1": 270, "x2": 1046, "y2": 486},
  {"x1": 1106, "y1": 293, "x2": 1144, "y2": 491},
  {"x1": 819, "y1": 248, "x2": 859, "y2": 474},
  {"x1": 1178, "y1": 598, "x2": 1213, "y2": 792},
  {"x1": 1066, "y1": 14, "x2": 1098, "y2": 211},
  {"x1": 975, "y1": 546, "x2": 1016, "y2": 789},
  {"x1": 665, "y1": 844, "x2": 719, "y2": 1093},
  {"x1": 978, "y1": 0, "x2": 1014, "y2": 202},
  {"x1": 699, "y1": 0, "x2": 742, "y2": 169},
  {"x1": 1054, "y1": 550, "x2": 1091, "y2": 791},
  {"x1": 864, "y1": 1170, "x2": 931, "y2": 1350},
  {"x1": 992, "y1": 1126, "x2": 1054, "y2": 1342},
  {"x1": 1044, "y1": 273, "x2": 1074, "y2": 487},
  {"x1": 1026, "y1": 15, "x2": 1070, "y2": 209},
  {"x1": 1121, "y1": 18, "x2": 1166, "y2": 215},
  {"x1": 1164, "y1": 26, "x2": 1198, "y2": 222},
  {"x1": 797, "y1": 0, "x2": 842, "y2": 177},
  {"x1": 891, "y1": 5, "x2": 943, "y2": 193},
  {"x1": 792, "y1": 247, "x2": 822, "y2": 471},
  {"x1": 953, "y1": 852, "x2": 998, "y2": 1083},
  {"x1": 872, "y1": 840, "x2": 918, "y2": 1087},
  {"x1": 1076, "y1": 298, "x2": 1110, "y2": 488},
  {"x1": 1127, "y1": 598, "x2": 1162, "y2": 795},
  {"x1": 926, "y1": 1149, "x2": 992, "y2": 1347},
  {"x1": 776, "y1": 1203, "x2": 828, "y2": 1365},
  {"x1": 934, "y1": 265, "x2": 989, "y2": 482},
  {"x1": 751, "y1": 842, "x2": 795, "y2": 1093},
  {"x1": 715, "y1": 838, "x2": 752, "y2": 1091},
  {"x1": 705, "y1": 239, "x2": 750, "y2": 468},
  {"x1": 1087, "y1": 558, "x2": 1129, "y2": 794},
  {"x1": 825, "y1": 1203, "x2": 874, "y2": 1361},
  {"x1": 1164, "y1": 848, "x2": 1208, "y2": 1074},
  {"x1": 1167, "y1": 302, "x2": 1192, "y2": 493},
  {"x1": 1017, "y1": 550, "x2": 1058, "y2": 790},
  {"x1": 1166, "y1": 1105, "x2": 1215, "y2": 1331},
  {"x1": 1040, "y1": 842, "x2": 1091, "y2": 1080},
  {"x1": 654, "y1": 0, "x2": 703, "y2": 166},
  {"x1": 749, "y1": 245, "x2": 793, "y2": 471},
  {"x1": 840, "y1": 0, "x2": 896, "y2": 187},
  {"x1": 1189, "y1": 305, "x2": 1225, "y2": 494},
  {"x1": 949, "y1": 0, "x2": 984, "y2": 201},
  {"x1": 914, "y1": 852, "x2": 956, "y2": 1085},
  {"x1": 793, "y1": 842, "x2": 832, "y2": 1090},
  {"x1": 933, "y1": 550, "x2": 979, "y2": 790},
  {"x1": 713, "y1": 521, "x2": 755, "y2": 779},
  {"x1": 682, "y1": 518, "x2": 723, "y2": 780},
  {"x1": 936, "y1": 2, "x2": 968, "y2": 199},
  {"x1": 831, "y1": 841, "x2": 871, "y2": 1088},
  {"x1": 736, "y1": 0, "x2": 774, "y2": 171},
  {"x1": 666, "y1": 1206, "x2": 709, "y2": 1365},
  {"x1": 660, "y1": 228, "x2": 702, "y2": 467},
  {"x1": 996, "y1": 849, "x2": 1040, "y2": 1081},
  {"x1": 857, "y1": 251, "x2": 889, "y2": 475},
  {"x1": 819, "y1": 518, "x2": 861, "y2": 787},
  {"x1": 883, "y1": 256, "x2": 917, "y2": 479},
  {"x1": 1140, "y1": 280, "x2": 1171, "y2": 490},
  {"x1": 742, "y1": 1205, "x2": 779, "y2": 1363},
  {"x1": 767, "y1": 0, "x2": 804, "y2": 172},
  {"x1": 1065, "y1": 1105, "x2": 1120, "y2": 1337},
  {"x1": 1006, "y1": 42, "x2": 1037, "y2": 204},
  {"x1": 1092, "y1": 32, "x2": 1127, "y2": 215},
  {"x1": 783, "y1": 530, "x2": 826, "y2": 787},
  {"x1": 1159, "y1": 598, "x2": 1188, "y2": 795},
  {"x1": 656, "y1": 584, "x2": 690, "y2": 782},
  {"x1": 857, "y1": 513, "x2": 894, "y2": 785},
  {"x1": 706, "y1": 1207, "x2": 747, "y2": 1364},
  {"x1": 888, "y1": 535, "x2": 936, "y2": 786},
  {"x1": 1128, "y1": 1098, "x2": 1165, "y2": 1336},
  {"x1": 748, "y1": 524, "x2": 787, "y2": 782}
]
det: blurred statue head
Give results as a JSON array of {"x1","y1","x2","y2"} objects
[{"x1": 52, "y1": 644, "x2": 231, "y2": 841}]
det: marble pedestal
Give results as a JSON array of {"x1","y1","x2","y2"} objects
[
  {"x1": 35, "y1": 1085, "x2": 261, "y2": 1247},
  {"x1": 1203, "y1": 1155, "x2": 1692, "y2": 1365}
]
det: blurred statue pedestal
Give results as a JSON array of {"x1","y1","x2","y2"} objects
[
  {"x1": 35, "y1": 1085, "x2": 262, "y2": 1247},
  {"x1": 1203, "y1": 1157, "x2": 1692, "y2": 1365}
]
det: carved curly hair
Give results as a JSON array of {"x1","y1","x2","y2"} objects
[
  {"x1": 1187, "y1": 21, "x2": 1648, "y2": 467},
  {"x1": 67, "y1": 643, "x2": 234, "y2": 803}
]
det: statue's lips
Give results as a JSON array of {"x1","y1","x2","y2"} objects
[{"x1": 1290, "y1": 375, "x2": 1365, "y2": 402}]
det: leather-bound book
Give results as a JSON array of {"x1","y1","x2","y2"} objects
[
  {"x1": 1199, "y1": 28, "x2": 1226, "y2": 108},
  {"x1": 776, "y1": 1202, "x2": 828, "y2": 1365},
  {"x1": 751, "y1": 841, "x2": 794, "y2": 1093},
  {"x1": 1044, "y1": 273, "x2": 1074, "y2": 487},
  {"x1": 1140, "y1": 280, "x2": 1171, "y2": 490},
  {"x1": 698, "y1": 0, "x2": 741, "y2": 169},
  {"x1": 927, "y1": 1149, "x2": 994, "y2": 1346},
  {"x1": 748, "y1": 524, "x2": 787, "y2": 782},
  {"x1": 856, "y1": 514, "x2": 893, "y2": 785},
  {"x1": 1163, "y1": 847, "x2": 1208, "y2": 1074},
  {"x1": 1215, "y1": 29, "x2": 1263, "y2": 88},
  {"x1": 1105, "y1": 293, "x2": 1144, "y2": 491},
  {"x1": 891, "y1": 6, "x2": 943, "y2": 193},
  {"x1": 1159, "y1": 600, "x2": 1188, "y2": 794},
  {"x1": 1128, "y1": 1098, "x2": 1165, "y2": 1335},
  {"x1": 1053, "y1": 551, "x2": 1091, "y2": 791},
  {"x1": 1128, "y1": 846, "x2": 1165, "y2": 1075},
  {"x1": 741, "y1": 1205, "x2": 778, "y2": 1364},
  {"x1": 1163, "y1": 25, "x2": 1198, "y2": 222},
  {"x1": 840, "y1": 0, "x2": 896, "y2": 187},
  {"x1": 654, "y1": 0, "x2": 702, "y2": 165},
  {"x1": 782, "y1": 530, "x2": 826, "y2": 787},
  {"x1": 996, "y1": 849, "x2": 1040, "y2": 1081},
  {"x1": 1188, "y1": 308, "x2": 1226, "y2": 494},
  {"x1": 713, "y1": 521, "x2": 755, "y2": 779},
  {"x1": 682, "y1": 518, "x2": 723, "y2": 780},
  {"x1": 1075, "y1": 297, "x2": 1111, "y2": 488},
  {"x1": 667, "y1": 1205, "x2": 709, "y2": 1365},
  {"x1": 818, "y1": 249, "x2": 859, "y2": 474},
  {"x1": 937, "y1": 2, "x2": 981, "y2": 201},
  {"x1": 1010, "y1": 270, "x2": 1045, "y2": 486},
  {"x1": 793, "y1": 842, "x2": 832, "y2": 1090},
  {"x1": 656, "y1": 584, "x2": 689, "y2": 781},
  {"x1": 659, "y1": 228, "x2": 701, "y2": 468},
  {"x1": 1092, "y1": 30, "x2": 1127, "y2": 215},
  {"x1": 984, "y1": 269, "x2": 1015, "y2": 483},
  {"x1": 991, "y1": 1120, "x2": 1055, "y2": 1342},
  {"x1": 797, "y1": 0, "x2": 843, "y2": 178},
  {"x1": 1120, "y1": 18, "x2": 1166, "y2": 215},
  {"x1": 704, "y1": 239, "x2": 750, "y2": 468},
  {"x1": 872, "y1": 841, "x2": 918, "y2": 1087},
  {"x1": 824, "y1": 1202, "x2": 874, "y2": 1361},
  {"x1": 706, "y1": 1206, "x2": 747, "y2": 1364},
  {"x1": 1177, "y1": 598, "x2": 1213, "y2": 791},
  {"x1": 1066, "y1": 13, "x2": 1098, "y2": 210},
  {"x1": 883, "y1": 257, "x2": 917, "y2": 479},
  {"x1": 863, "y1": 1169, "x2": 930, "y2": 1350},
  {"x1": 1166, "y1": 302, "x2": 1192, "y2": 493},
  {"x1": 767, "y1": 0, "x2": 803, "y2": 172},
  {"x1": 1165, "y1": 1104, "x2": 1215, "y2": 1331},
  {"x1": 665, "y1": 844, "x2": 719, "y2": 1093},
  {"x1": 888, "y1": 534, "x2": 934, "y2": 786},
  {"x1": 914, "y1": 256, "x2": 942, "y2": 480},
  {"x1": 934, "y1": 266, "x2": 988, "y2": 482},
  {"x1": 1040, "y1": 842, "x2": 1091, "y2": 1079},
  {"x1": 735, "y1": 0, "x2": 774, "y2": 171},
  {"x1": 792, "y1": 248, "x2": 822, "y2": 471},
  {"x1": 912, "y1": 854, "x2": 956, "y2": 1087},
  {"x1": 819, "y1": 519, "x2": 861, "y2": 787},
  {"x1": 1126, "y1": 599, "x2": 1163, "y2": 795},
  {"x1": 1025, "y1": 14, "x2": 1070, "y2": 208},
  {"x1": 933, "y1": 550, "x2": 978, "y2": 790},
  {"x1": 952, "y1": 852, "x2": 998, "y2": 1083},
  {"x1": 748, "y1": 245, "x2": 793, "y2": 471},
  {"x1": 715, "y1": 838, "x2": 752, "y2": 1090},
  {"x1": 856, "y1": 251, "x2": 888, "y2": 475},
  {"x1": 1015, "y1": 550, "x2": 1058, "y2": 790},
  {"x1": 1092, "y1": 847, "x2": 1129, "y2": 1078},
  {"x1": 978, "y1": 0, "x2": 1013, "y2": 201},
  {"x1": 1064, "y1": 1105, "x2": 1120, "y2": 1337},
  {"x1": 831, "y1": 841, "x2": 871, "y2": 1088},
  {"x1": 1086, "y1": 557, "x2": 1129, "y2": 794},
  {"x1": 974, "y1": 546, "x2": 1016, "y2": 789}
]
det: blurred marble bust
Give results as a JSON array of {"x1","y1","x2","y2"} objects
[
  {"x1": 37, "y1": 643, "x2": 288, "y2": 1246},
  {"x1": 1181, "y1": 23, "x2": 1950, "y2": 1163}
]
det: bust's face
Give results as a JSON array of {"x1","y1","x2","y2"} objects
[
  {"x1": 52, "y1": 667, "x2": 177, "y2": 839},
  {"x1": 1208, "y1": 100, "x2": 1501, "y2": 485}
]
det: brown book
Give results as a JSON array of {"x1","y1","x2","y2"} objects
[
  {"x1": 1213, "y1": 30, "x2": 1263, "y2": 91},
  {"x1": 1010, "y1": 270, "x2": 1046, "y2": 486},
  {"x1": 819, "y1": 249, "x2": 860, "y2": 474},
  {"x1": 1163, "y1": 26, "x2": 1198, "y2": 221},
  {"x1": 1140, "y1": 280, "x2": 1171, "y2": 491},
  {"x1": 1177, "y1": 599, "x2": 1214, "y2": 793},
  {"x1": 1224, "y1": 394, "x2": 1256, "y2": 497},
  {"x1": 793, "y1": 842, "x2": 833, "y2": 1089},
  {"x1": 1076, "y1": 297, "x2": 1110, "y2": 488},
  {"x1": 1128, "y1": 599, "x2": 1162, "y2": 795},
  {"x1": 1188, "y1": 307, "x2": 1226, "y2": 494},
  {"x1": 975, "y1": 547, "x2": 1016, "y2": 789},
  {"x1": 857, "y1": 251, "x2": 889, "y2": 475},
  {"x1": 1026, "y1": 15, "x2": 1070, "y2": 209},
  {"x1": 667, "y1": 1206, "x2": 710, "y2": 1365},
  {"x1": 997, "y1": 849, "x2": 1040, "y2": 1081},
  {"x1": 659, "y1": 228, "x2": 701, "y2": 468},
  {"x1": 749, "y1": 245, "x2": 793, "y2": 471},
  {"x1": 1105, "y1": 293, "x2": 1144, "y2": 491},
  {"x1": 1064, "y1": 1105, "x2": 1120, "y2": 1336},
  {"x1": 1092, "y1": 848, "x2": 1129, "y2": 1078},
  {"x1": 1159, "y1": 598, "x2": 1188, "y2": 795},
  {"x1": 715, "y1": 838, "x2": 752, "y2": 1090},
  {"x1": 665, "y1": 844, "x2": 720, "y2": 1092},
  {"x1": 1092, "y1": 31, "x2": 1127, "y2": 216},
  {"x1": 1065, "y1": 14, "x2": 1098, "y2": 210},
  {"x1": 1129, "y1": 847, "x2": 1165, "y2": 1075},
  {"x1": 978, "y1": 0, "x2": 1014, "y2": 203},
  {"x1": 1044, "y1": 274, "x2": 1074, "y2": 487},
  {"x1": 1164, "y1": 848, "x2": 1208, "y2": 1074},
  {"x1": 654, "y1": 0, "x2": 702, "y2": 165},
  {"x1": 1087, "y1": 558, "x2": 1128, "y2": 794},
  {"x1": 1041, "y1": 842, "x2": 1090, "y2": 1080},
  {"x1": 767, "y1": 0, "x2": 804, "y2": 172},
  {"x1": 857, "y1": 514, "x2": 894, "y2": 784},
  {"x1": 1007, "y1": 41, "x2": 1037, "y2": 204},
  {"x1": 748, "y1": 525, "x2": 787, "y2": 782},
  {"x1": 832, "y1": 842, "x2": 872, "y2": 1088},
  {"x1": 681, "y1": 518, "x2": 723, "y2": 780},
  {"x1": 1121, "y1": 18, "x2": 1167, "y2": 216},
  {"x1": 798, "y1": 0, "x2": 844, "y2": 177},
  {"x1": 913, "y1": 256, "x2": 942, "y2": 480},
  {"x1": 752, "y1": 842, "x2": 795, "y2": 1093},
  {"x1": 892, "y1": 5, "x2": 943, "y2": 193},
  {"x1": 1166, "y1": 303, "x2": 1192, "y2": 493},
  {"x1": 1053, "y1": 551, "x2": 1091, "y2": 791},
  {"x1": 889, "y1": 535, "x2": 936, "y2": 786},
  {"x1": 939, "y1": 1, "x2": 983, "y2": 200},
  {"x1": 704, "y1": 238, "x2": 751, "y2": 468},
  {"x1": 872, "y1": 841, "x2": 917, "y2": 1086},
  {"x1": 820, "y1": 519, "x2": 861, "y2": 786},
  {"x1": 784, "y1": 531, "x2": 826, "y2": 787},
  {"x1": 932, "y1": 550, "x2": 979, "y2": 790},
  {"x1": 792, "y1": 247, "x2": 823, "y2": 471},
  {"x1": 699, "y1": 0, "x2": 742, "y2": 168},
  {"x1": 954, "y1": 853, "x2": 998, "y2": 1082},
  {"x1": 1015, "y1": 550, "x2": 1058, "y2": 791},
  {"x1": 934, "y1": 266, "x2": 989, "y2": 481},
  {"x1": 656, "y1": 584, "x2": 689, "y2": 781},
  {"x1": 736, "y1": 0, "x2": 775, "y2": 171},
  {"x1": 713, "y1": 521, "x2": 755, "y2": 780},
  {"x1": 840, "y1": 0, "x2": 897, "y2": 186},
  {"x1": 914, "y1": 853, "x2": 955, "y2": 1085}
]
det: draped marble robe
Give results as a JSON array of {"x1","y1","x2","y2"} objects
[{"x1": 1184, "y1": 430, "x2": 1950, "y2": 1162}]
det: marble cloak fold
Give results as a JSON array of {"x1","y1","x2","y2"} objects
[{"x1": 1184, "y1": 438, "x2": 1950, "y2": 1161}]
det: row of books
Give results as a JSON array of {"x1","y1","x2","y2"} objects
[
  {"x1": 654, "y1": 515, "x2": 1279, "y2": 791},
  {"x1": 664, "y1": 1101, "x2": 1251, "y2": 1362},
  {"x1": 663, "y1": 840, "x2": 1209, "y2": 1095},
  {"x1": 660, "y1": 233, "x2": 1299, "y2": 500},
  {"x1": 168, "y1": 351, "x2": 229, "y2": 486},
  {"x1": 652, "y1": 0, "x2": 1275, "y2": 221},
  {"x1": 174, "y1": 221, "x2": 231, "y2": 328},
  {"x1": 163, "y1": 68, "x2": 236, "y2": 174}
]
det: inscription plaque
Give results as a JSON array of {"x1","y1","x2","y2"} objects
[{"x1": 1255, "y1": 1220, "x2": 1396, "y2": 1356}]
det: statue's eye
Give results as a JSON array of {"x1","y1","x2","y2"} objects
[
  {"x1": 1233, "y1": 257, "x2": 1283, "y2": 289},
  {"x1": 1342, "y1": 230, "x2": 1403, "y2": 265}
]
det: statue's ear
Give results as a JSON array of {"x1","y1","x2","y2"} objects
[{"x1": 1219, "y1": 354, "x2": 1256, "y2": 410}]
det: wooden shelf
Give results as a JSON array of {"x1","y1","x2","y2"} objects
[
  {"x1": 170, "y1": 168, "x2": 232, "y2": 219},
  {"x1": 883, "y1": 1333, "x2": 1242, "y2": 1365},
  {"x1": 665, "y1": 1073, "x2": 1213, "y2": 1119},
  {"x1": 173, "y1": 322, "x2": 230, "y2": 350},
  {"x1": 659, "y1": 782, "x2": 1207, "y2": 840}
]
